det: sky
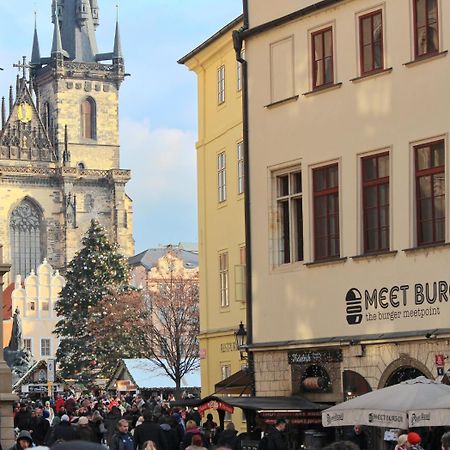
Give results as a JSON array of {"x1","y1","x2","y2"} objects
[{"x1": 0, "y1": 0, "x2": 243, "y2": 253}]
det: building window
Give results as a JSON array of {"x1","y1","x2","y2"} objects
[
  {"x1": 218, "y1": 152, "x2": 227, "y2": 203},
  {"x1": 414, "y1": 0, "x2": 439, "y2": 58},
  {"x1": 219, "y1": 252, "x2": 229, "y2": 307},
  {"x1": 275, "y1": 170, "x2": 303, "y2": 265},
  {"x1": 221, "y1": 363, "x2": 232, "y2": 380},
  {"x1": 359, "y1": 10, "x2": 384, "y2": 74},
  {"x1": 40, "y1": 338, "x2": 51, "y2": 357},
  {"x1": 237, "y1": 50, "x2": 245, "y2": 92},
  {"x1": 218, "y1": 65, "x2": 225, "y2": 104},
  {"x1": 237, "y1": 142, "x2": 244, "y2": 195},
  {"x1": 41, "y1": 301, "x2": 49, "y2": 311},
  {"x1": 10, "y1": 198, "x2": 43, "y2": 279},
  {"x1": 24, "y1": 338, "x2": 32, "y2": 353},
  {"x1": 313, "y1": 164, "x2": 340, "y2": 260},
  {"x1": 312, "y1": 27, "x2": 334, "y2": 89},
  {"x1": 362, "y1": 153, "x2": 389, "y2": 253},
  {"x1": 81, "y1": 97, "x2": 96, "y2": 139},
  {"x1": 415, "y1": 140, "x2": 445, "y2": 246}
]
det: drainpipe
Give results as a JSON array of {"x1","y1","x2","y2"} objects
[{"x1": 233, "y1": 0, "x2": 255, "y2": 398}]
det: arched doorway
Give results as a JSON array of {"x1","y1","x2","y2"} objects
[
  {"x1": 385, "y1": 366, "x2": 426, "y2": 387},
  {"x1": 378, "y1": 356, "x2": 433, "y2": 388},
  {"x1": 342, "y1": 370, "x2": 372, "y2": 400}
]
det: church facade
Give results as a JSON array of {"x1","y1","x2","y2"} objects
[{"x1": 0, "y1": 0, "x2": 134, "y2": 283}]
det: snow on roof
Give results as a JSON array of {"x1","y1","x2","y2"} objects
[{"x1": 123, "y1": 359, "x2": 201, "y2": 389}]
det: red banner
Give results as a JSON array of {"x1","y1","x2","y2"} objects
[{"x1": 198, "y1": 400, "x2": 234, "y2": 415}]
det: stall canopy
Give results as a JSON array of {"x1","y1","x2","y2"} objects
[
  {"x1": 107, "y1": 358, "x2": 201, "y2": 391},
  {"x1": 214, "y1": 369, "x2": 253, "y2": 395}
]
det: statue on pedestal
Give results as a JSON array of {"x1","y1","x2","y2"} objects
[{"x1": 4, "y1": 308, "x2": 34, "y2": 382}]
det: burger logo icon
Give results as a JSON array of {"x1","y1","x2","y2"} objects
[{"x1": 345, "y1": 288, "x2": 363, "y2": 325}]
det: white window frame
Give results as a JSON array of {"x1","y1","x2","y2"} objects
[
  {"x1": 237, "y1": 142, "x2": 244, "y2": 195},
  {"x1": 24, "y1": 338, "x2": 32, "y2": 354},
  {"x1": 40, "y1": 338, "x2": 51, "y2": 357},
  {"x1": 218, "y1": 65, "x2": 226, "y2": 104},
  {"x1": 218, "y1": 151, "x2": 227, "y2": 203},
  {"x1": 219, "y1": 252, "x2": 229, "y2": 307},
  {"x1": 273, "y1": 167, "x2": 304, "y2": 266}
]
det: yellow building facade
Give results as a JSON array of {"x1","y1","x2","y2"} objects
[{"x1": 179, "y1": 17, "x2": 247, "y2": 424}]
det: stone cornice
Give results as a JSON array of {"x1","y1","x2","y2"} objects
[{"x1": 0, "y1": 165, "x2": 131, "y2": 182}]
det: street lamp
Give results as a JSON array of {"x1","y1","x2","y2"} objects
[{"x1": 234, "y1": 322, "x2": 247, "y2": 360}]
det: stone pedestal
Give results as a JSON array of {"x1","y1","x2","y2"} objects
[{"x1": 0, "y1": 247, "x2": 17, "y2": 449}]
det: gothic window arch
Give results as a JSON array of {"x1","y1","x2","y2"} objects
[
  {"x1": 10, "y1": 199, "x2": 45, "y2": 278},
  {"x1": 81, "y1": 97, "x2": 96, "y2": 139},
  {"x1": 44, "y1": 102, "x2": 51, "y2": 131}
]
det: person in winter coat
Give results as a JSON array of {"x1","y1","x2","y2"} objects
[
  {"x1": 8, "y1": 430, "x2": 33, "y2": 450},
  {"x1": 266, "y1": 419, "x2": 288, "y2": 450},
  {"x1": 407, "y1": 432, "x2": 425, "y2": 450},
  {"x1": 47, "y1": 414, "x2": 77, "y2": 445},
  {"x1": 14, "y1": 404, "x2": 32, "y2": 431},
  {"x1": 347, "y1": 425, "x2": 367, "y2": 450},
  {"x1": 159, "y1": 416, "x2": 180, "y2": 450},
  {"x1": 76, "y1": 416, "x2": 96, "y2": 442},
  {"x1": 29, "y1": 408, "x2": 50, "y2": 445},
  {"x1": 181, "y1": 420, "x2": 209, "y2": 450},
  {"x1": 52, "y1": 441, "x2": 105, "y2": 450},
  {"x1": 217, "y1": 423, "x2": 241, "y2": 450},
  {"x1": 110, "y1": 419, "x2": 134, "y2": 450},
  {"x1": 105, "y1": 406, "x2": 123, "y2": 446},
  {"x1": 186, "y1": 434, "x2": 207, "y2": 450},
  {"x1": 134, "y1": 409, "x2": 167, "y2": 450}
]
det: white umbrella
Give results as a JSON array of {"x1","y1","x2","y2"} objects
[{"x1": 322, "y1": 376, "x2": 450, "y2": 428}]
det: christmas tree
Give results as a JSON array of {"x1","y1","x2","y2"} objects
[{"x1": 54, "y1": 219, "x2": 132, "y2": 384}]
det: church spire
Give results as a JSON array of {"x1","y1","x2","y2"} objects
[
  {"x1": 113, "y1": 19, "x2": 123, "y2": 61},
  {"x1": 51, "y1": 10, "x2": 64, "y2": 56},
  {"x1": 31, "y1": 15, "x2": 41, "y2": 65}
]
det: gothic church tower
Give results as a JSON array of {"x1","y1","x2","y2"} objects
[{"x1": 0, "y1": 0, "x2": 134, "y2": 282}]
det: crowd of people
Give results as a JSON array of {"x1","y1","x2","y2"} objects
[
  {"x1": 7, "y1": 393, "x2": 450, "y2": 450},
  {"x1": 9, "y1": 393, "x2": 250, "y2": 450}
]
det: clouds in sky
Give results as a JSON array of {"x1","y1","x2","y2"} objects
[
  {"x1": 0, "y1": 0, "x2": 243, "y2": 252},
  {"x1": 121, "y1": 119, "x2": 197, "y2": 249}
]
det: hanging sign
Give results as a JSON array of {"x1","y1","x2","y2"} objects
[{"x1": 198, "y1": 400, "x2": 234, "y2": 415}]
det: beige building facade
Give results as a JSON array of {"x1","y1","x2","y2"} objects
[
  {"x1": 243, "y1": 0, "x2": 450, "y2": 406},
  {"x1": 6, "y1": 260, "x2": 65, "y2": 361}
]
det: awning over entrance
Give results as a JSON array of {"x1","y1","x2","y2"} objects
[
  {"x1": 214, "y1": 370, "x2": 252, "y2": 395},
  {"x1": 172, "y1": 394, "x2": 324, "y2": 412}
]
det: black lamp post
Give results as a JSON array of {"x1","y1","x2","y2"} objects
[{"x1": 235, "y1": 321, "x2": 247, "y2": 360}]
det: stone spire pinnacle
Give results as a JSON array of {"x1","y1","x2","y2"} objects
[
  {"x1": 51, "y1": 9, "x2": 64, "y2": 56},
  {"x1": 31, "y1": 14, "x2": 41, "y2": 65},
  {"x1": 113, "y1": 18, "x2": 123, "y2": 61}
]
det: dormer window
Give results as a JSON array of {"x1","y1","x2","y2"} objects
[{"x1": 81, "y1": 97, "x2": 96, "y2": 139}]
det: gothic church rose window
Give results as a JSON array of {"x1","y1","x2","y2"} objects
[
  {"x1": 10, "y1": 199, "x2": 44, "y2": 278},
  {"x1": 81, "y1": 97, "x2": 96, "y2": 139}
]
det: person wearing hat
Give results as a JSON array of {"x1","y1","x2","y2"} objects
[
  {"x1": 76, "y1": 416, "x2": 96, "y2": 443},
  {"x1": 8, "y1": 430, "x2": 33, "y2": 450},
  {"x1": 14, "y1": 403, "x2": 32, "y2": 431},
  {"x1": 47, "y1": 414, "x2": 77, "y2": 445},
  {"x1": 407, "y1": 432, "x2": 425, "y2": 450}
]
